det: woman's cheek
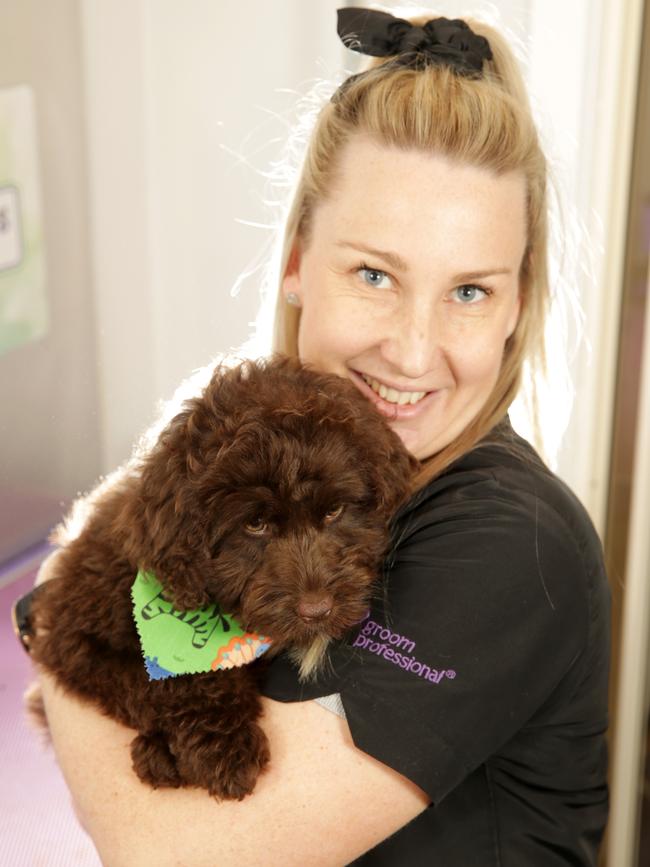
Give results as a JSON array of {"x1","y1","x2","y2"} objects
[
  {"x1": 450, "y1": 328, "x2": 504, "y2": 384},
  {"x1": 300, "y1": 296, "x2": 366, "y2": 355},
  {"x1": 298, "y1": 305, "x2": 348, "y2": 366}
]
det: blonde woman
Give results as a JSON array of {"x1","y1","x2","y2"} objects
[{"x1": 35, "y1": 8, "x2": 610, "y2": 865}]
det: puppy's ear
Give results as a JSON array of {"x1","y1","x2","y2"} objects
[
  {"x1": 352, "y1": 411, "x2": 418, "y2": 518},
  {"x1": 117, "y1": 393, "x2": 224, "y2": 610},
  {"x1": 370, "y1": 443, "x2": 419, "y2": 518}
]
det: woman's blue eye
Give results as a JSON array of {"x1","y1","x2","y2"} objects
[
  {"x1": 358, "y1": 266, "x2": 390, "y2": 288},
  {"x1": 453, "y1": 284, "x2": 489, "y2": 303}
]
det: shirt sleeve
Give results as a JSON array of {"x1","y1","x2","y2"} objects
[{"x1": 260, "y1": 477, "x2": 592, "y2": 806}]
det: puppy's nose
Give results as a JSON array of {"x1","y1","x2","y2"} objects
[{"x1": 298, "y1": 594, "x2": 334, "y2": 622}]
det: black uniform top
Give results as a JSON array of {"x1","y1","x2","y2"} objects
[{"x1": 259, "y1": 421, "x2": 611, "y2": 866}]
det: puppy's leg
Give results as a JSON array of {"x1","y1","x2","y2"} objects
[
  {"x1": 165, "y1": 669, "x2": 271, "y2": 800},
  {"x1": 130, "y1": 731, "x2": 182, "y2": 789},
  {"x1": 174, "y1": 713, "x2": 270, "y2": 800}
]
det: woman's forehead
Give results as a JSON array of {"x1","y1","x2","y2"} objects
[{"x1": 313, "y1": 137, "x2": 528, "y2": 264}]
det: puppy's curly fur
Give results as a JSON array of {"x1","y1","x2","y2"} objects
[{"x1": 29, "y1": 354, "x2": 417, "y2": 799}]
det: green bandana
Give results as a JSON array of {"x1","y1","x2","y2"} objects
[{"x1": 131, "y1": 569, "x2": 272, "y2": 680}]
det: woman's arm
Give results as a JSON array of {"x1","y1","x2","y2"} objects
[
  {"x1": 39, "y1": 676, "x2": 430, "y2": 867},
  {"x1": 34, "y1": 551, "x2": 430, "y2": 866}
]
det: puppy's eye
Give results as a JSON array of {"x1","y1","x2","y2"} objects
[
  {"x1": 324, "y1": 505, "x2": 344, "y2": 523},
  {"x1": 245, "y1": 518, "x2": 268, "y2": 536}
]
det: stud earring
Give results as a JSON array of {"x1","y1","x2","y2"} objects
[{"x1": 286, "y1": 292, "x2": 301, "y2": 307}]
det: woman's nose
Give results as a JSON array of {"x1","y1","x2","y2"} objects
[{"x1": 379, "y1": 300, "x2": 445, "y2": 379}]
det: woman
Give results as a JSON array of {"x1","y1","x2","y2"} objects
[{"x1": 36, "y1": 8, "x2": 610, "y2": 865}]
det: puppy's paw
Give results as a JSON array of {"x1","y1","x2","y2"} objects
[
  {"x1": 209, "y1": 722, "x2": 271, "y2": 801},
  {"x1": 131, "y1": 732, "x2": 182, "y2": 789}
]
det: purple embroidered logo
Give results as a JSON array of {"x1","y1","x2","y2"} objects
[{"x1": 352, "y1": 615, "x2": 456, "y2": 686}]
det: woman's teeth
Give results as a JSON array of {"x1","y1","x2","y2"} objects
[{"x1": 361, "y1": 373, "x2": 427, "y2": 405}]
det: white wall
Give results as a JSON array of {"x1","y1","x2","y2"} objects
[
  {"x1": 82, "y1": 0, "x2": 351, "y2": 470},
  {"x1": 525, "y1": 0, "x2": 644, "y2": 533}
]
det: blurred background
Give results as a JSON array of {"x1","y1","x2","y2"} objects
[{"x1": 0, "y1": 1, "x2": 648, "y2": 864}]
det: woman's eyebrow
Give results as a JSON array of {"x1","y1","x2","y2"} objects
[
  {"x1": 335, "y1": 241, "x2": 512, "y2": 281},
  {"x1": 452, "y1": 267, "x2": 512, "y2": 281},
  {"x1": 335, "y1": 241, "x2": 408, "y2": 271}
]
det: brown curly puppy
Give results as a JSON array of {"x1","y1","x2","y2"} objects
[{"x1": 27, "y1": 354, "x2": 417, "y2": 800}]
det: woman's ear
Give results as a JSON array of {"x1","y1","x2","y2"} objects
[{"x1": 282, "y1": 243, "x2": 303, "y2": 303}]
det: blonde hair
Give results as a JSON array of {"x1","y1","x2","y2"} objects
[{"x1": 271, "y1": 12, "x2": 549, "y2": 490}]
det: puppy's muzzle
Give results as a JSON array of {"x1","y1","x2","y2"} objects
[{"x1": 298, "y1": 593, "x2": 334, "y2": 623}]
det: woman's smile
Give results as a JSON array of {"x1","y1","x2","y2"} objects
[
  {"x1": 350, "y1": 369, "x2": 440, "y2": 421},
  {"x1": 358, "y1": 371, "x2": 429, "y2": 404}
]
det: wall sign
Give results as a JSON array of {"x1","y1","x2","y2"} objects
[{"x1": 0, "y1": 85, "x2": 47, "y2": 357}]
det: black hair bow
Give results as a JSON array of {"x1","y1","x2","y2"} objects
[{"x1": 336, "y1": 7, "x2": 492, "y2": 75}]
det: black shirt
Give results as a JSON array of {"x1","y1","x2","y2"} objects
[{"x1": 259, "y1": 423, "x2": 611, "y2": 866}]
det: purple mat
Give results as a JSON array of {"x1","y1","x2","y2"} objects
[{"x1": 0, "y1": 563, "x2": 101, "y2": 866}]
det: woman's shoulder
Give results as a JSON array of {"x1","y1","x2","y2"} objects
[{"x1": 398, "y1": 418, "x2": 604, "y2": 576}]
